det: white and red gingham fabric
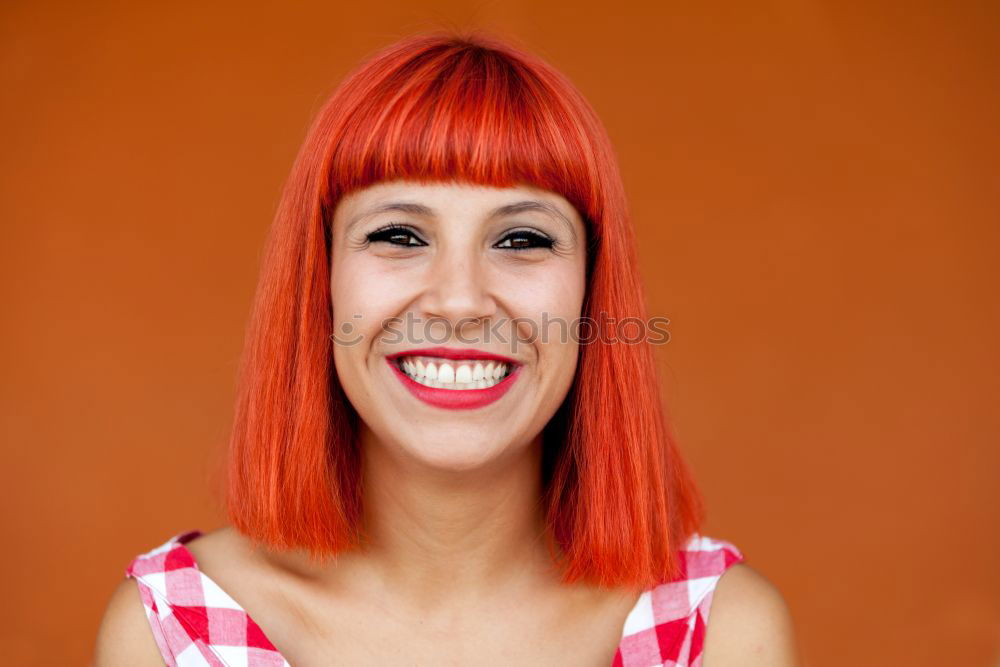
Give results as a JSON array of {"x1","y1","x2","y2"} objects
[
  {"x1": 611, "y1": 534, "x2": 746, "y2": 666},
  {"x1": 125, "y1": 530, "x2": 289, "y2": 666},
  {"x1": 125, "y1": 529, "x2": 743, "y2": 666}
]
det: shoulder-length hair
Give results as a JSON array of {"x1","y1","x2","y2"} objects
[{"x1": 226, "y1": 30, "x2": 704, "y2": 589}]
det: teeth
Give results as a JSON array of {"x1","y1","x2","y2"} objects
[
  {"x1": 395, "y1": 355, "x2": 512, "y2": 390},
  {"x1": 438, "y1": 363, "x2": 455, "y2": 383}
]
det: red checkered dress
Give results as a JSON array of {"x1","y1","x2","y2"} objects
[{"x1": 125, "y1": 529, "x2": 744, "y2": 666}]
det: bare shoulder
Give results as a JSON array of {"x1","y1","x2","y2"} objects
[
  {"x1": 183, "y1": 524, "x2": 261, "y2": 573},
  {"x1": 91, "y1": 526, "x2": 241, "y2": 667},
  {"x1": 91, "y1": 576, "x2": 165, "y2": 667},
  {"x1": 701, "y1": 563, "x2": 802, "y2": 667}
]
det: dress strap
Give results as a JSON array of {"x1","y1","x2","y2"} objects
[
  {"x1": 613, "y1": 533, "x2": 746, "y2": 666},
  {"x1": 124, "y1": 530, "x2": 290, "y2": 666}
]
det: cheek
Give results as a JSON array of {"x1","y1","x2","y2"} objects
[
  {"x1": 330, "y1": 258, "x2": 391, "y2": 394},
  {"x1": 505, "y1": 261, "x2": 586, "y2": 328},
  {"x1": 502, "y1": 262, "x2": 585, "y2": 374},
  {"x1": 330, "y1": 255, "x2": 412, "y2": 340}
]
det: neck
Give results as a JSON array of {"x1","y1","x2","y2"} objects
[{"x1": 352, "y1": 426, "x2": 556, "y2": 608}]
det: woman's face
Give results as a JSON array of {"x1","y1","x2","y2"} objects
[{"x1": 330, "y1": 179, "x2": 587, "y2": 471}]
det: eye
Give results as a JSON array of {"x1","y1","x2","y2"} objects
[
  {"x1": 365, "y1": 223, "x2": 426, "y2": 247},
  {"x1": 495, "y1": 229, "x2": 554, "y2": 251}
]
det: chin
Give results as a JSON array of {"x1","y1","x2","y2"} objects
[{"x1": 388, "y1": 429, "x2": 519, "y2": 472}]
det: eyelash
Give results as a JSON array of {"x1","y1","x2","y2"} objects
[
  {"x1": 365, "y1": 224, "x2": 426, "y2": 247},
  {"x1": 364, "y1": 224, "x2": 555, "y2": 251}
]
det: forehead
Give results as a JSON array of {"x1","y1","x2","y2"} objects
[{"x1": 335, "y1": 179, "x2": 580, "y2": 222}]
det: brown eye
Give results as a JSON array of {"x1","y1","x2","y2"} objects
[
  {"x1": 496, "y1": 229, "x2": 554, "y2": 251},
  {"x1": 366, "y1": 224, "x2": 426, "y2": 247}
]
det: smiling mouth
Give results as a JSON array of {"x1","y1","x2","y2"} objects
[{"x1": 394, "y1": 355, "x2": 514, "y2": 390}]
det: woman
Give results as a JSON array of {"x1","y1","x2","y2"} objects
[{"x1": 94, "y1": 32, "x2": 800, "y2": 666}]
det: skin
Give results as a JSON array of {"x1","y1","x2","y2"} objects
[
  {"x1": 92, "y1": 179, "x2": 801, "y2": 666},
  {"x1": 330, "y1": 178, "x2": 586, "y2": 476},
  {"x1": 329, "y1": 179, "x2": 589, "y2": 600}
]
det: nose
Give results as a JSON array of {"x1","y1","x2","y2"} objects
[{"x1": 416, "y1": 247, "x2": 498, "y2": 332}]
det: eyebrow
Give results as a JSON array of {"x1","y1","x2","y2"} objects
[{"x1": 345, "y1": 199, "x2": 578, "y2": 241}]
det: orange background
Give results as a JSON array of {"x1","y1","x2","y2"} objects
[{"x1": 2, "y1": 1, "x2": 997, "y2": 665}]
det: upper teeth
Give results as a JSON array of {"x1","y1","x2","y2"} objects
[{"x1": 397, "y1": 356, "x2": 511, "y2": 389}]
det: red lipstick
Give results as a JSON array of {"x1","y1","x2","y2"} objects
[{"x1": 385, "y1": 347, "x2": 522, "y2": 410}]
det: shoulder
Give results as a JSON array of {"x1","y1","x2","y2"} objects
[
  {"x1": 183, "y1": 524, "x2": 275, "y2": 578},
  {"x1": 92, "y1": 529, "x2": 208, "y2": 666},
  {"x1": 181, "y1": 524, "x2": 237, "y2": 562},
  {"x1": 91, "y1": 576, "x2": 165, "y2": 666},
  {"x1": 701, "y1": 562, "x2": 802, "y2": 666}
]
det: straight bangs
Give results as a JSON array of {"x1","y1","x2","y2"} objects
[
  {"x1": 226, "y1": 31, "x2": 704, "y2": 589},
  {"x1": 323, "y1": 36, "x2": 609, "y2": 257}
]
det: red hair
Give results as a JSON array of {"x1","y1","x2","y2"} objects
[{"x1": 226, "y1": 30, "x2": 704, "y2": 588}]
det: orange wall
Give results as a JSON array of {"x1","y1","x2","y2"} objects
[{"x1": 2, "y1": 1, "x2": 997, "y2": 664}]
